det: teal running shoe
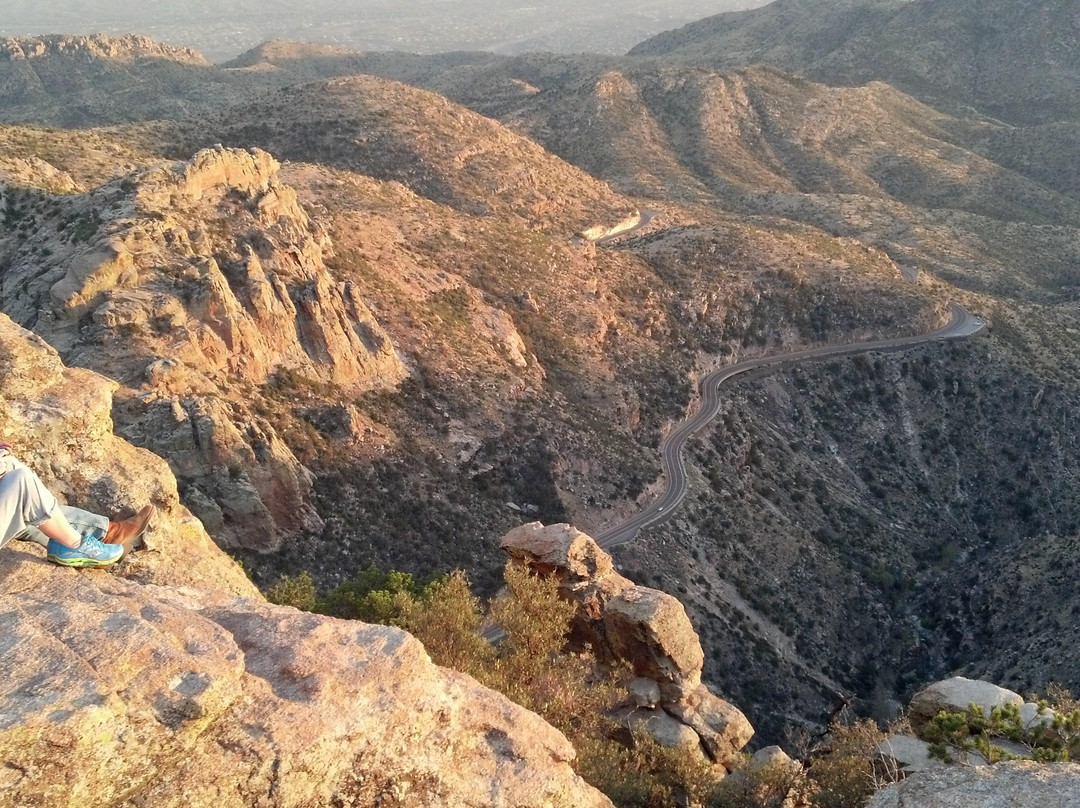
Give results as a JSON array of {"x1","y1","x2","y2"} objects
[{"x1": 47, "y1": 533, "x2": 124, "y2": 568}]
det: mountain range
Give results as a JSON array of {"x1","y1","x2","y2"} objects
[{"x1": 2, "y1": 0, "x2": 1080, "y2": 795}]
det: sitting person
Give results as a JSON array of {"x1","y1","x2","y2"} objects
[{"x1": 0, "y1": 442, "x2": 154, "y2": 568}]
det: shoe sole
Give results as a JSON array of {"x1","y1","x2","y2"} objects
[{"x1": 47, "y1": 553, "x2": 123, "y2": 568}]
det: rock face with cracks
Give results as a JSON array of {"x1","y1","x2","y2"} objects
[
  {"x1": 0, "y1": 550, "x2": 613, "y2": 808},
  {"x1": 501, "y1": 521, "x2": 754, "y2": 767},
  {"x1": 0, "y1": 313, "x2": 613, "y2": 808},
  {"x1": 0, "y1": 145, "x2": 406, "y2": 550}
]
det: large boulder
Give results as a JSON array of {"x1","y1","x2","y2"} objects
[
  {"x1": 908, "y1": 677, "x2": 1024, "y2": 731},
  {"x1": 867, "y1": 761, "x2": 1080, "y2": 808},
  {"x1": 605, "y1": 585, "x2": 705, "y2": 703},
  {"x1": 502, "y1": 520, "x2": 633, "y2": 628},
  {"x1": 501, "y1": 521, "x2": 615, "y2": 581},
  {"x1": 613, "y1": 706, "x2": 701, "y2": 750},
  {"x1": 665, "y1": 685, "x2": 756, "y2": 764},
  {"x1": 886, "y1": 676, "x2": 1072, "y2": 772}
]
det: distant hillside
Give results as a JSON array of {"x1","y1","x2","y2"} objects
[
  {"x1": 1, "y1": 0, "x2": 766, "y2": 62},
  {"x1": 177, "y1": 73, "x2": 631, "y2": 232},
  {"x1": 222, "y1": 40, "x2": 504, "y2": 84},
  {"x1": 0, "y1": 34, "x2": 245, "y2": 126},
  {"x1": 631, "y1": 0, "x2": 1080, "y2": 124},
  {"x1": 438, "y1": 61, "x2": 1080, "y2": 232}
]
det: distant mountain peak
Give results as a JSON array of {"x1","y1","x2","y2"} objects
[
  {"x1": 224, "y1": 39, "x2": 358, "y2": 69},
  {"x1": 0, "y1": 33, "x2": 208, "y2": 66}
]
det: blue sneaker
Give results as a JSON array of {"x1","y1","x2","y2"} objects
[{"x1": 47, "y1": 533, "x2": 124, "y2": 568}]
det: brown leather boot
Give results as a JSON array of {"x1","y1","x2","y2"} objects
[{"x1": 105, "y1": 504, "x2": 155, "y2": 546}]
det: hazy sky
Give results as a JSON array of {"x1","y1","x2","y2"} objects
[{"x1": 0, "y1": 1, "x2": 770, "y2": 62}]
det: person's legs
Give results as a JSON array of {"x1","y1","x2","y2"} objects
[
  {"x1": 21, "y1": 505, "x2": 109, "y2": 549},
  {"x1": 0, "y1": 461, "x2": 122, "y2": 566}
]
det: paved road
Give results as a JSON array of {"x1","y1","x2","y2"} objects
[
  {"x1": 593, "y1": 208, "x2": 660, "y2": 245},
  {"x1": 595, "y1": 303, "x2": 984, "y2": 548}
]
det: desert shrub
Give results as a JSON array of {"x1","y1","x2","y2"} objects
[
  {"x1": 260, "y1": 561, "x2": 727, "y2": 807},
  {"x1": 710, "y1": 754, "x2": 810, "y2": 808},
  {"x1": 808, "y1": 719, "x2": 897, "y2": 808},
  {"x1": 923, "y1": 697, "x2": 1080, "y2": 764},
  {"x1": 398, "y1": 570, "x2": 494, "y2": 674},
  {"x1": 319, "y1": 564, "x2": 424, "y2": 624},
  {"x1": 579, "y1": 729, "x2": 721, "y2": 808},
  {"x1": 265, "y1": 570, "x2": 318, "y2": 611}
]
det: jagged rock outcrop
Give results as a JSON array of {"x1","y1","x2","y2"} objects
[
  {"x1": 1, "y1": 146, "x2": 407, "y2": 549},
  {"x1": 0, "y1": 312, "x2": 613, "y2": 808},
  {"x1": 1, "y1": 34, "x2": 208, "y2": 66},
  {"x1": 867, "y1": 761, "x2": 1080, "y2": 808},
  {"x1": 30, "y1": 146, "x2": 406, "y2": 392},
  {"x1": 501, "y1": 521, "x2": 754, "y2": 767}
]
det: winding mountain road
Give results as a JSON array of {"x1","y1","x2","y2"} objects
[
  {"x1": 593, "y1": 208, "x2": 660, "y2": 245},
  {"x1": 595, "y1": 303, "x2": 984, "y2": 549}
]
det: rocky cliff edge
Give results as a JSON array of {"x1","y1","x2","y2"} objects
[
  {"x1": 0, "y1": 313, "x2": 612, "y2": 808},
  {"x1": 1, "y1": 146, "x2": 407, "y2": 551}
]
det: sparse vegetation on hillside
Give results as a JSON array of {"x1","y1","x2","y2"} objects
[
  {"x1": 617, "y1": 338, "x2": 1080, "y2": 744},
  {"x1": 3, "y1": 8, "x2": 1080, "y2": 770},
  {"x1": 629, "y1": 0, "x2": 1080, "y2": 126}
]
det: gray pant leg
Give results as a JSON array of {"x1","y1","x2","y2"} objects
[
  {"x1": 0, "y1": 461, "x2": 107, "y2": 549},
  {"x1": 1, "y1": 462, "x2": 62, "y2": 548}
]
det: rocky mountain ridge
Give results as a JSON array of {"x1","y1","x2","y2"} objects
[
  {"x1": 631, "y1": 0, "x2": 1080, "y2": 125},
  {"x1": 2, "y1": 33, "x2": 207, "y2": 65},
  {"x1": 0, "y1": 33, "x2": 244, "y2": 126}
]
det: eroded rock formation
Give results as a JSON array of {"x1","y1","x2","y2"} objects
[
  {"x1": 0, "y1": 312, "x2": 612, "y2": 808},
  {"x1": 0, "y1": 146, "x2": 406, "y2": 549},
  {"x1": 501, "y1": 521, "x2": 754, "y2": 767}
]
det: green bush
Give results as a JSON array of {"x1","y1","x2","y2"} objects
[
  {"x1": 265, "y1": 570, "x2": 318, "y2": 612},
  {"x1": 807, "y1": 719, "x2": 896, "y2": 808},
  {"x1": 320, "y1": 564, "x2": 425, "y2": 624},
  {"x1": 924, "y1": 697, "x2": 1080, "y2": 764}
]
